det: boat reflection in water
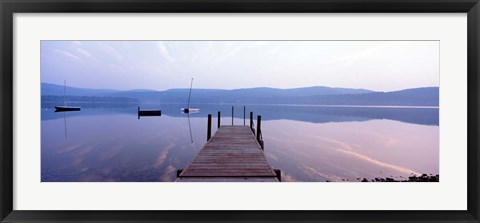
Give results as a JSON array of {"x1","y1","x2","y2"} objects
[{"x1": 41, "y1": 103, "x2": 438, "y2": 182}]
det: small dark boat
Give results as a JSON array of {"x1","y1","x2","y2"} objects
[
  {"x1": 55, "y1": 80, "x2": 81, "y2": 112},
  {"x1": 55, "y1": 106, "x2": 81, "y2": 112},
  {"x1": 138, "y1": 106, "x2": 161, "y2": 119}
]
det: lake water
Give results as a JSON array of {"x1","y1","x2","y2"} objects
[{"x1": 41, "y1": 103, "x2": 439, "y2": 182}]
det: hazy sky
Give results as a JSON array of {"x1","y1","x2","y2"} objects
[{"x1": 41, "y1": 41, "x2": 439, "y2": 91}]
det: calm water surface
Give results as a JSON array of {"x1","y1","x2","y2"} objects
[{"x1": 41, "y1": 103, "x2": 439, "y2": 182}]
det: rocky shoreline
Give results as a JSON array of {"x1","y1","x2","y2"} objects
[{"x1": 359, "y1": 174, "x2": 439, "y2": 182}]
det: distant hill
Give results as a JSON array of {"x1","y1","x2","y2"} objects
[
  {"x1": 289, "y1": 87, "x2": 439, "y2": 106},
  {"x1": 41, "y1": 83, "x2": 438, "y2": 106},
  {"x1": 41, "y1": 83, "x2": 120, "y2": 96}
]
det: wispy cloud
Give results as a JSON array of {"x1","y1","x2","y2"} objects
[
  {"x1": 209, "y1": 42, "x2": 243, "y2": 67},
  {"x1": 152, "y1": 150, "x2": 169, "y2": 168},
  {"x1": 43, "y1": 41, "x2": 439, "y2": 91},
  {"x1": 302, "y1": 165, "x2": 342, "y2": 181},
  {"x1": 156, "y1": 41, "x2": 174, "y2": 63},
  {"x1": 317, "y1": 136, "x2": 356, "y2": 151},
  {"x1": 109, "y1": 63, "x2": 127, "y2": 74},
  {"x1": 330, "y1": 42, "x2": 402, "y2": 67},
  {"x1": 159, "y1": 165, "x2": 176, "y2": 182},
  {"x1": 152, "y1": 142, "x2": 175, "y2": 168},
  {"x1": 75, "y1": 47, "x2": 105, "y2": 64},
  {"x1": 99, "y1": 43, "x2": 124, "y2": 62},
  {"x1": 76, "y1": 48, "x2": 93, "y2": 59},
  {"x1": 337, "y1": 149, "x2": 420, "y2": 175},
  {"x1": 57, "y1": 144, "x2": 82, "y2": 154},
  {"x1": 54, "y1": 49, "x2": 82, "y2": 62}
]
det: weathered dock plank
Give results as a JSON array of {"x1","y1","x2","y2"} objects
[{"x1": 176, "y1": 125, "x2": 278, "y2": 182}]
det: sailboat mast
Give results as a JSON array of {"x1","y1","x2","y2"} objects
[
  {"x1": 64, "y1": 80, "x2": 66, "y2": 106},
  {"x1": 187, "y1": 78, "x2": 193, "y2": 109}
]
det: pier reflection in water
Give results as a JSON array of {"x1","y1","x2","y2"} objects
[{"x1": 41, "y1": 103, "x2": 438, "y2": 182}]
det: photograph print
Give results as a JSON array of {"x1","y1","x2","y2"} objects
[{"x1": 41, "y1": 40, "x2": 439, "y2": 182}]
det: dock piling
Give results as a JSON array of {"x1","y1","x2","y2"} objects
[
  {"x1": 274, "y1": 169, "x2": 282, "y2": 182},
  {"x1": 231, "y1": 106, "x2": 234, "y2": 126},
  {"x1": 217, "y1": 111, "x2": 221, "y2": 128},
  {"x1": 176, "y1": 125, "x2": 278, "y2": 182},
  {"x1": 176, "y1": 113, "x2": 279, "y2": 182},
  {"x1": 257, "y1": 115, "x2": 264, "y2": 149},
  {"x1": 256, "y1": 115, "x2": 261, "y2": 142},
  {"x1": 177, "y1": 169, "x2": 184, "y2": 177},
  {"x1": 243, "y1": 106, "x2": 246, "y2": 126},
  {"x1": 207, "y1": 114, "x2": 212, "y2": 141},
  {"x1": 249, "y1": 112, "x2": 253, "y2": 130}
]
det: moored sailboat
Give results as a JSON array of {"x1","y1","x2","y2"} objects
[
  {"x1": 181, "y1": 78, "x2": 199, "y2": 113},
  {"x1": 55, "y1": 80, "x2": 81, "y2": 112}
]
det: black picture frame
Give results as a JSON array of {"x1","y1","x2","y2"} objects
[{"x1": 1, "y1": 0, "x2": 479, "y2": 222}]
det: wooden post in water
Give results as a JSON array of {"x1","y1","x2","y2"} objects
[
  {"x1": 207, "y1": 114, "x2": 212, "y2": 141},
  {"x1": 274, "y1": 169, "x2": 281, "y2": 182},
  {"x1": 243, "y1": 106, "x2": 246, "y2": 126},
  {"x1": 231, "y1": 106, "x2": 234, "y2": 126},
  {"x1": 176, "y1": 169, "x2": 183, "y2": 177},
  {"x1": 256, "y1": 115, "x2": 261, "y2": 142},
  {"x1": 250, "y1": 112, "x2": 253, "y2": 131},
  {"x1": 217, "y1": 111, "x2": 221, "y2": 128}
]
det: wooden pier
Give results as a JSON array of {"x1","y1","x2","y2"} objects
[{"x1": 176, "y1": 110, "x2": 280, "y2": 182}]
